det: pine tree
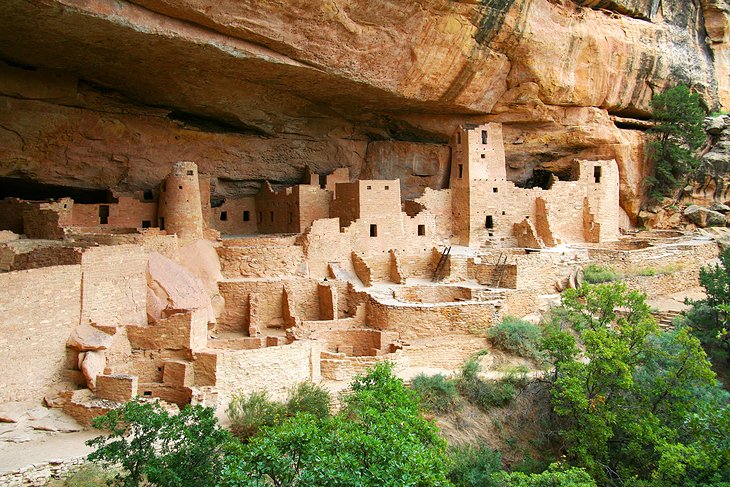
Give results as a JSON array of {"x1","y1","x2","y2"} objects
[{"x1": 646, "y1": 85, "x2": 706, "y2": 199}]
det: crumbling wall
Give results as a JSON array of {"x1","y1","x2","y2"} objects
[
  {"x1": 0, "y1": 265, "x2": 82, "y2": 402},
  {"x1": 80, "y1": 244, "x2": 147, "y2": 327},
  {"x1": 212, "y1": 341, "x2": 322, "y2": 408},
  {"x1": 218, "y1": 237, "x2": 305, "y2": 279},
  {"x1": 366, "y1": 297, "x2": 496, "y2": 339}
]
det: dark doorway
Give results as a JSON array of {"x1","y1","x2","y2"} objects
[{"x1": 99, "y1": 205, "x2": 110, "y2": 225}]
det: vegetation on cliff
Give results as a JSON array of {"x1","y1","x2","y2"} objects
[{"x1": 647, "y1": 85, "x2": 707, "y2": 199}]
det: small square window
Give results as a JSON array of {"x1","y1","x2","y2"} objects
[
  {"x1": 502, "y1": 211, "x2": 506, "y2": 215},
  {"x1": 143, "y1": 190, "x2": 153, "y2": 200},
  {"x1": 186, "y1": 170, "x2": 194, "y2": 176},
  {"x1": 367, "y1": 185, "x2": 372, "y2": 190},
  {"x1": 142, "y1": 220, "x2": 151, "y2": 228},
  {"x1": 481, "y1": 154, "x2": 486, "y2": 159},
  {"x1": 385, "y1": 185, "x2": 389, "y2": 190},
  {"x1": 370, "y1": 224, "x2": 378, "y2": 237},
  {"x1": 243, "y1": 211, "x2": 250, "y2": 222},
  {"x1": 493, "y1": 187, "x2": 498, "y2": 193},
  {"x1": 417, "y1": 224, "x2": 426, "y2": 236},
  {"x1": 220, "y1": 211, "x2": 228, "y2": 221},
  {"x1": 178, "y1": 185, "x2": 182, "y2": 190}
]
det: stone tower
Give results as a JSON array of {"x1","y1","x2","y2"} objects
[
  {"x1": 450, "y1": 123, "x2": 506, "y2": 246},
  {"x1": 157, "y1": 161, "x2": 204, "y2": 241}
]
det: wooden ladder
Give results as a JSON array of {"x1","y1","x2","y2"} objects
[
  {"x1": 432, "y1": 246, "x2": 452, "y2": 282},
  {"x1": 493, "y1": 252, "x2": 508, "y2": 288}
]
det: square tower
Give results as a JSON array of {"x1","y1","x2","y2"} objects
[{"x1": 450, "y1": 123, "x2": 506, "y2": 246}]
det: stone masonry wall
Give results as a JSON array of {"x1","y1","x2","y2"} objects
[
  {"x1": 213, "y1": 341, "x2": 322, "y2": 408},
  {"x1": 0, "y1": 265, "x2": 82, "y2": 402},
  {"x1": 80, "y1": 245, "x2": 147, "y2": 327}
]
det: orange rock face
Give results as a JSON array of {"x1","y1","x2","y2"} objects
[{"x1": 0, "y1": 0, "x2": 724, "y2": 220}]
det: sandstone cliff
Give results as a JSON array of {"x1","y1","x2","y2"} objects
[{"x1": 0, "y1": 0, "x2": 727, "y2": 219}]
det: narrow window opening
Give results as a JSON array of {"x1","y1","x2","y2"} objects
[
  {"x1": 143, "y1": 190, "x2": 153, "y2": 200},
  {"x1": 458, "y1": 164, "x2": 463, "y2": 179},
  {"x1": 485, "y1": 215, "x2": 494, "y2": 229},
  {"x1": 220, "y1": 211, "x2": 228, "y2": 221},
  {"x1": 143, "y1": 391, "x2": 152, "y2": 397},
  {"x1": 318, "y1": 174, "x2": 327, "y2": 189},
  {"x1": 417, "y1": 224, "x2": 426, "y2": 236},
  {"x1": 186, "y1": 170, "x2": 194, "y2": 176},
  {"x1": 457, "y1": 132, "x2": 461, "y2": 144},
  {"x1": 142, "y1": 220, "x2": 151, "y2": 228},
  {"x1": 161, "y1": 181, "x2": 166, "y2": 192},
  {"x1": 493, "y1": 187, "x2": 498, "y2": 193},
  {"x1": 370, "y1": 224, "x2": 378, "y2": 237},
  {"x1": 159, "y1": 217, "x2": 165, "y2": 230},
  {"x1": 367, "y1": 185, "x2": 372, "y2": 190},
  {"x1": 594, "y1": 165, "x2": 602, "y2": 183},
  {"x1": 258, "y1": 212, "x2": 262, "y2": 224},
  {"x1": 481, "y1": 130, "x2": 488, "y2": 144},
  {"x1": 243, "y1": 211, "x2": 250, "y2": 222},
  {"x1": 99, "y1": 205, "x2": 109, "y2": 225},
  {"x1": 270, "y1": 211, "x2": 274, "y2": 222},
  {"x1": 289, "y1": 212, "x2": 293, "y2": 224}
]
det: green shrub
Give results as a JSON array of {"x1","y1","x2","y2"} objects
[
  {"x1": 487, "y1": 316, "x2": 542, "y2": 359},
  {"x1": 457, "y1": 359, "x2": 517, "y2": 410},
  {"x1": 411, "y1": 373, "x2": 460, "y2": 413},
  {"x1": 227, "y1": 390, "x2": 286, "y2": 442},
  {"x1": 286, "y1": 381, "x2": 331, "y2": 419},
  {"x1": 448, "y1": 443, "x2": 503, "y2": 486},
  {"x1": 582, "y1": 264, "x2": 618, "y2": 284}
]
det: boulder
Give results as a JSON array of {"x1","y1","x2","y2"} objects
[
  {"x1": 684, "y1": 205, "x2": 727, "y2": 227},
  {"x1": 81, "y1": 351, "x2": 106, "y2": 391},
  {"x1": 66, "y1": 324, "x2": 114, "y2": 351},
  {"x1": 705, "y1": 115, "x2": 729, "y2": 135},
  {"x1": 710, "y1": 202, "x2": 730, "y2": 213},
  {"x1": 147, "y1": 252, "x2": 216, "y2": 324}
]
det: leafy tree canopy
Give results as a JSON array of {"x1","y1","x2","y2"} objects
[
  {"x1": 543, "y1": 282, "x2": 729, "y2": 486},
  {"x1": 224, "y1": 362, "x2": 451, "y2": 487}
]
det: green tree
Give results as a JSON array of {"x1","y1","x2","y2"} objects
[
  {"x1": 695, "y1": 249, "x2": 730, "y2": 357},
  {"x1": 647, "y1": 85, "x2": 706, "y2": 198},
  {"x1": 225, "y1": 362, "x2": 452, "y2": 486},
  {"x1": 543, "y1": 282, "x2": 729, "y2": 485},
  {"x1": 87, "y1": 400, "x2": 232, "y2": 487},
  {"x1": 493, "y1": 463, "x2": 597, "y2": 486}
]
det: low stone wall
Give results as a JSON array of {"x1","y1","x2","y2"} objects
[
  {"x1": 0, "y1": 457, "x2": 86, "y2": 487},
  {"x1": 366, "y1": 296, "x2": 496, "y2": 339},
  {"x1": 392, "y1": 285, "x2": 471, "y2": 303}
]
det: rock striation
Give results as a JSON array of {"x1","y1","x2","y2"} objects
[{"x1": 0, "y1": 0, "x2": 727, "y2": 219}]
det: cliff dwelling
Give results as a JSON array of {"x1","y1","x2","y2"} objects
[{"x1": 0, "y1": 121, "x2": 718, "y2": 433}]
